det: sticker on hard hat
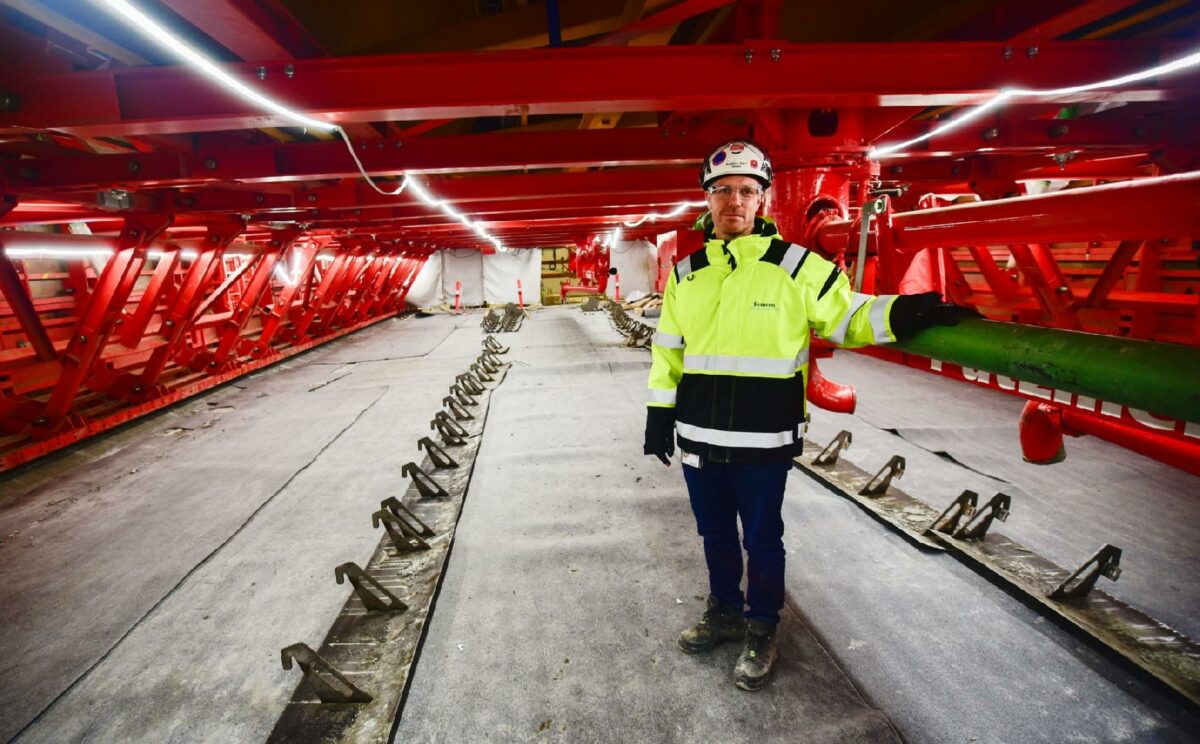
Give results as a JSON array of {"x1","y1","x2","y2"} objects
[
  {"x1": 712, "y1": 151, "x2": 726, "y2": 165},
  {"x1": 750, "y1": 159, "x2": 758, "y2": 168},
  {"x1": 729, "y1": 143, "x2": 745, "y2": 154}
]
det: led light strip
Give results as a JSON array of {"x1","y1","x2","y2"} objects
[
  {"x1": 622, "y1": 200, "x2": 707, "y2": 228},
  {"x1": 98, "y1": 0, "x2": 507, "y2": 253},
  {"x1": 870, "y1": 48, "x2": 1200, "y2": 159}
]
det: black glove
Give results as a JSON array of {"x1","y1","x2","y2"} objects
[
  {"x1": 643, "y1": 407, "x2": 675, "y2": 466},
  {"x1": 890, "y1": 292, "x2": 982, "y2": 340}
]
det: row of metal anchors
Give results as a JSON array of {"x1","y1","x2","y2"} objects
[
  {"x1": 481, "y1": 303, "x2": 525, "y2": 333},
  {"x1": 278, "y1": 334, "x2": 509, "y2": 704},
  {"x1": 606, "y1": 301, "x2": 653, "y2": 348}
]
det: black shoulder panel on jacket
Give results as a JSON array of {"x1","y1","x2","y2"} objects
[
  {"x1": 817, "y1": 265, "x2": 842, "y2": 300},
  {"x1": 674, "y1": 249, "x2": 711, "y2": 282}
]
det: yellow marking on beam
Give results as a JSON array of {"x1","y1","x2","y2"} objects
[{"x1": 1080, "y1": 0, "x2": 1192, "y2": 38}]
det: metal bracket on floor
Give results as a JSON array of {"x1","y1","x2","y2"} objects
[
  {"x1": 418, "y1": 436, "x2": 459, "y2": 468},
  {"x1": 443, "y1": 396, "x2": 475, "y2": 421},
  {"x1": 481, "y1": 309, "x2": 500, "y2": 333},
  {"x1": 484, "y1": 335, "x2": 508, "y2": 354},
  {"x1": 952, "y1": 492, "x2": 1011, "y2": 540},
  {"x1": 1048, "y1": 544, "x2": 1123, "y2": 600},
  {"x1": 373, "y1": 508, "x2": 432, "y2": 552},
  {"x1": 470, "y1": 362, "x2": 494, "y2": 382},
  {"x1": 796, "y1": 438, "x2": 1200, "y2": 708},
  {"x1": 432, "y1": 417, "x2": 466, "y2": 446},
  {"x1": 859, "y1": 455, "x2": 905, "y2": 496},
  {"x1": 926, "y1": 490, "x2": 979, "y2": 537},
  {"x1": 484, "y1": 351, "x2": 504, "y2": 367},
  {"x1": 335, "y1": 562, "x2": 408, "y2": 613},
  {"x1": 280, "y1": 643, "x2": 373, "y2": 704},
  {"x1": 402, "y1": 461, "x2": 451, "y2": 499},
  {"x1": 456, "y1": 372, "x2": 485, "y2": 395},
  {"x1": 449, "y1": 383, "x2": 477, "y2": 407},
  {"x1": 813, "y1": 430, "x2": 852, "y2": 465},
  {"x1": 477, "y1": 354, "x2": 499, "y2": 374},
  {"x1": 433, "y1": 411, "x2": 469, "y2": 440},
  {"x1": 381, "y1": 496, "x2": 435, "y2": 537}
]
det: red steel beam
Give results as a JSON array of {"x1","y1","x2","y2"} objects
[
  {"x1": 5, "y1": 124, "x2": 746, "y2": 190},
  {"x1": 817, "y1": 172, "x2": 1200, "y2": 255},
  {"x1": 3, "y1": 42, "x2": 1192, "y2": 136}
]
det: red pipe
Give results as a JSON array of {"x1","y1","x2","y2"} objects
[
  {"x1": 807, "y1": 357, "x2": 856, "y2": 414},
  {"x1": 1018, "y1": 400, "x2": 1200, "y2": 476}
]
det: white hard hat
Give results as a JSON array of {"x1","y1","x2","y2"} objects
[{"x1": 699, "y1": 140, "x2": 773, "y2": 189}]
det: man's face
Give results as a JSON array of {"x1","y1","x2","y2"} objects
[{"x1": 705, "y1": 175, "x2": 763, "y2": 240}]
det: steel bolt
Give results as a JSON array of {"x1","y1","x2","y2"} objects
[
  {"x1": 951, "y1": 165, "x2": 963, "y2": 176},
  {"x1": 163, "y1": 320, "x2": 175, "y2": 327},
  {"x1": 1055, "y1": 285, "x2": 1070, "y2": 294},
  {"x1": 209, "y1": 361, "x2": 218, "y2": 367},
  {"x1": 353, "y1": 209, "x2": 361, "y2": 216},
  {"x1": 770, "y1": 48, "x2": 781, "y2": 62},
  {"x1": 18, "y1": 166, "x2": 38, "y2": 180},
  {"x1": 1049, "y1": 123, "x2": 1068, "y2": 139},
  {"x1": 129, "y1": 229, "x2": 140, "y2": 238},
  {"x1": 256, "y1": 66, "x2": 267, "y2": 80},
  {"x1": 284, "y1": 64, "x2": 295, "y2": 79},
  {"x1": 1027, "y1": 46, "x2": 1039, "y2": 58},
  {"x1": 744, "y1": 49, "x2": 754, "y2": 63},
  {"x1": 204, "y1": 157, "x2": 218, "y2": 170},
  {"x1": 127, "y1": 160, "x2": 141, "y2": 173},
  {"x1": 982, "y1": 128, "x2": 999, "y2": 141},
  {"x1": 132, "y1": 385, "x2": 144, "y2": 394},
  {"x1": 891, "y1": 165, "x2": 904, "y2": 174},
  {"x1": 34, "y1": 416, "x2": 48, "y2": 427},
  {"x1": 78, "y1": 335, "x2": 87, "y2": 343},
  {"x1": 307, "y1": 193, "x2": 317, "y2": 202},
  {"x1": 1003, "y1": 46, "x2": 1013, "y2": 59}
]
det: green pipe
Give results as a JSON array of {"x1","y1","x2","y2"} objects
[{"x1": 891, "y1": 319, "x2": 1200, "y2": 424}]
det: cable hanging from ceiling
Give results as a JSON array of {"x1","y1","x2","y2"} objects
[{"x1": 98, "y1": 0, "x2": 508, "y2": 252}]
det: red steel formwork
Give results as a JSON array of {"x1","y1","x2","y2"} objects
[{"x1": 0, "y1": 0, "x2": 1198, "y2": 470}]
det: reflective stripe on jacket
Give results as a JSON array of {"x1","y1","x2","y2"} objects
[{"x1": 647, "y1": 221, "x2": 897, "y2": 463}]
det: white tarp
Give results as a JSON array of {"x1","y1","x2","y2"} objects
[
  {"x1": 441, "y1": 249, "x2": 485, "y2": 306},
  {"x1": 607, "y1": 240, "x2": 656, "y2": 300},
  {"x1": 483, "y1": 249, "x2": 541, "y2": 305},
  {"x1": 404, "y1": 254, "x2": 444, "y2": 308}
]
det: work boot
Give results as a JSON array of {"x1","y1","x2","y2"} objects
[
  {"x1": 678, "y1": 594, "x2": 746, "y2": 654},
  {"x1": 733, "y1": 618, "x2": 778, "y2": 691}
]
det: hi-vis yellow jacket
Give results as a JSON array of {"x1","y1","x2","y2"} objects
[{"x1": 647, "y1": 216, "x2": 898, "y2": 463}]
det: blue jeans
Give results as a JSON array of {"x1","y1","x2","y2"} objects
[{"x1": 682, "y1": 458, "x2": 790, "y2": 625}]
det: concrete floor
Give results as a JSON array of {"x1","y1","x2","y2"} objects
[{"x1": 1, "y1": 307, "x2": 1197, "y2": 743}]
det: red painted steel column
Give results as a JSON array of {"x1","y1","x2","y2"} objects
[
  {"x1": 765, "y1": 166, "x2": 849, "y2": 248},
  {"x1": 42, "y1": 214, "x2": 171, "y2": 425}
]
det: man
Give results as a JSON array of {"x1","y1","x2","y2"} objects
[{"x1": 644, "y1": 139, "x2": 973, "y2": 691}]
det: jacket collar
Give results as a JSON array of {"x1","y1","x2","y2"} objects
[{"x1": 694, "y1": 212, "x2": 780, "y2": 268}]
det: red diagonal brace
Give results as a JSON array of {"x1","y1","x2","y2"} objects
[
  {"x1": 0, "y1": 252, "x2": 57, "y2": 362},
  {"x1": 254, "y1": 241, "x2": 319, "y2": 353},
  {"x1": 119, "y1": 248, "x2": 181, "y2": 348},
  {"x1": 211, "y1": 227, "x2": 299, "y2": 365},
  {"x1": 139, "y1": 221, "x2": 244, "y2": 388},
  {"x1": 43, "y1": 213, "x2": 171, "y2": 421}
]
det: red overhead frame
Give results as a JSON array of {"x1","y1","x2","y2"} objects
[
  {"x1": 4, "y1": 41, "x2": 1192, "y2": 136},
  {"x1": 0, "y1": 228, "x2": 427, "y2": 470}
]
